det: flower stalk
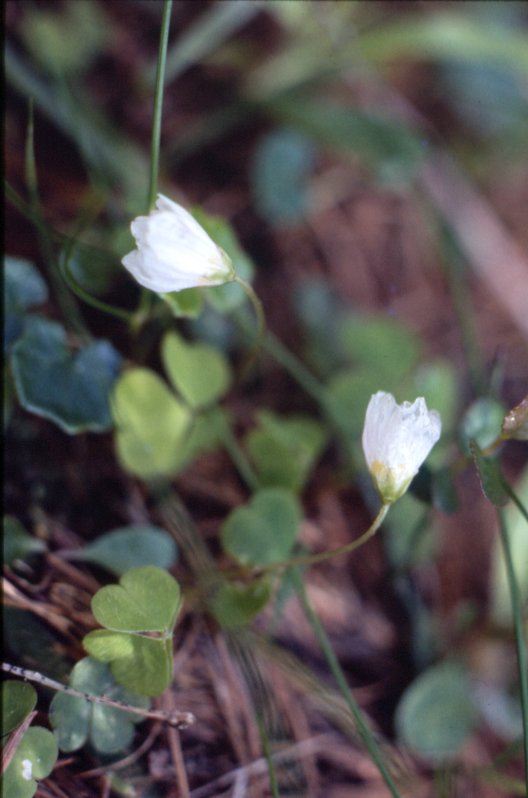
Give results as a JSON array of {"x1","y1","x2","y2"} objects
[{"x1": 147, "y1": 0, "x2": 173, "y2": 213}]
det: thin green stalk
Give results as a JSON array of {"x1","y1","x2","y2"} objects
[
  {"x1": 500, "y1": 480, "x2": 528, "y2": 524},
  {"x1": 266, "y1": 331, "x2": 327, "y2": 406},
  {"x1": 233, "y1": 305, "x2": 326, "y2": 405},
  {"x1": 147, "y1": 0, "x2": 173, "y2": 212},
  {"x1": 256, "y1": 503, "x2": 390, "y2": 576},
  {"x1": 497, "y1": 509, "x2": 528, "y2": 796},
  {"x1": 234, "y1": 276, "x2": 266, "y2": 381},
  {"x1": 214, "y1": 413, "x2": 261, "y2": 492},
  {"x1": 263, "y1": 330, "x2": 328, "y2": 406},
  {"x1": 291, "y1": 569, "x2": 402, "y2": 798}
]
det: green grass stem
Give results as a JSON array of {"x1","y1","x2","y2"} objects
[
  {"x1": 497, "y1": 509, "x2": 528, "y2": 796},
  {"x1": 291, "y1": 568, "x2": 403, "y2": 798}
]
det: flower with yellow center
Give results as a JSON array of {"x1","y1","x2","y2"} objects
[{"x1": 362, "y1": 391, "x2": 442, "y2": 504}]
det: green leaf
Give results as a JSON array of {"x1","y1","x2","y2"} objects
[
  {"x1": 5, "y1": 257, "x2": 48, "y2": 350},
  {"x1": 1, "y1": 681, "x2": 37, "y2": 737},
  {"x1": 250, "y1": 128, "x2": 315, "y2": 224},
  {"x1": 3, "y1": 727, "x2": 58, "y2": 798},
  {"x1": 10, "y1": 317, "x2": 121, "y2": 433},
  {"x1": 168, "y1": 407, "x2": 227, "y2": 473},
  {"x1": 112, "y1": 367, "x2": 191, "y2": 479},
  {"x1": 338, "y1": 313, "x2": 421, "y2": 381},
  {"x1": 211, "y1": 579, "x2": 272, "y2": 628},
  {"x1": 91, "y1": 566, "x2": 181, "y2": 632},
  {"x1": 4, "y1": 256, "x2": 48, "y2": 311},
  {"x1": 21, "y1": 0, "x2": 109, "y2": 75},
  {"x1": 221, "y1": 488, "x2": 301, "y2": 566},
  {"x1": 412, "y1": 360, "x2": 459, "y2": 435},
  {"x1": 245, "y1": 410, "x2": 327, "y2": 491},
  {"x1": 293, "y1": 278, "x2": 345, "y2": 376},
  {"x1": 60, "y1": 241, "x2": 117, "y2": 297},
  {"x1": 3, "y1": 516, "x2": 46, "y2": 566},
  {"x1": 395, "y1": 661, "x2": 478, "y2": 760},
  {"x1": 460, "y1": 397, "x2": 505, "y2": 453},
  {"x1": 161, "y1": 331, "x2": 231, "y2": 409},
  {"x1": 49, "y1": 658, "x2": 149, "y2": 753},
  {"x1": 324, "y1": 368, "x2": 382, "y2": 440},
  {"x1": 160, "y1": 288, "x2": 204, "y2": 319},
  {"x1": 83, "y1": 631, "x2": 172, "y2": 697},
  {"x1": 469, "y1": 440, "x2": 509, "y2": 507},
  {"x1": 190, "y1": 208, "x2": 255, "y2": 313},
  {"x1": 83, "y1": 567, "x2": 182, "y2": 696},
  {"x1": 65, "y1": 524, "x2": 178, "y2": 576}
]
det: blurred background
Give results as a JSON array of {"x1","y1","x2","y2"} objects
[{"x1": 5, "y1": 1, "x2": 528, "y2": 795}]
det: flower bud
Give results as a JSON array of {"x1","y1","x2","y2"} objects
[
  {"x1": 122, "y1": 194, "x2": 235, "y2": 293},
  {"x1": 362, "y1": 391, "x2": 442, "y2": 504}
]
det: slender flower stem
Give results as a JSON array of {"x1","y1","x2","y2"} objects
[
  {"x1": 497, "y1": 510, "x2": 528, "y2": 796},
  {"x1": 234, "y1": 276, "x2": 267, "y2": 381},
  {"x1": 136, "y1": 0, "x2": 173, "y2": 323},
  {"x1": 147, "y1": 0, "x2": 173, "y2": 212},
  {"x1": 220, "y1": 504, "x2": 391, "y2": 585},
  {"x1": 255, "y1": 503, "x2": 390, "y2": 576},
  {"x1": 291, "y1": 570, "x2": 402, "y2": 798}
]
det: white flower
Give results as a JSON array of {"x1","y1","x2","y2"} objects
[
  {"x1": 122, "y1": 194, "x2": 235, "y2": 293},
  {"x1": 362, "y1": 391, "x2": 442, "y2": 504}
]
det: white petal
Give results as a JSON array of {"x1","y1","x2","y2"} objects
[
  {"x1": 122, "y1": 195, "x2": 235, "y2": 293},
  {"x1": 362, "y1": 391, "x2": 441, "y2": 503}
]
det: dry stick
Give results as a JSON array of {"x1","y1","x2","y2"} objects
[
  {"x1": 189, "y1": 733, "x2": 338, "y2": 798},
  {"x1": 1, "y1": 663, "x2": 194, "y2": 729}
]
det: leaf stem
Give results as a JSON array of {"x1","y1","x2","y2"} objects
[
  {"x1": 213, "y1": 412, "x2": 261, "y2": 492},
  {"x1": 263, "y1": 330, "x2": 328, "y2": 406},
  {"x1": 497, "y1": 510, "x2": 528, "y2": 795},
  {"x1": 291, "y1": 570, "x2": 402, "y2": 798}
]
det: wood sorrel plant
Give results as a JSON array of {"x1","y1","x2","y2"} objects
[{"x1": 4, "y1": 1, "x2": 528, "y2": 796}]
